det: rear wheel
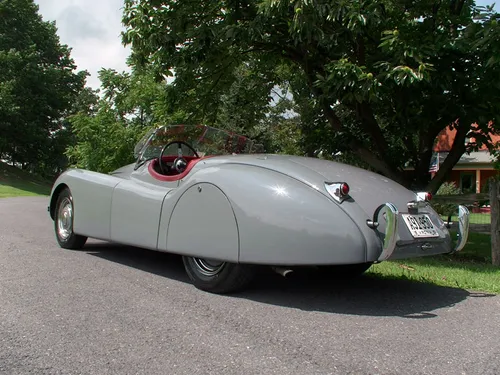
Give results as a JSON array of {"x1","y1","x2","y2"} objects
[
  {"x1": 182, "y1": 256, "x2": 255, "y2": 294},
  {"x1": 54, "y1": 188, "x2": 87, "y2": 249}
]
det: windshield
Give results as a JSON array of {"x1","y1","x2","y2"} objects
[{"x1": 135, "y1": 124, "x2": 263, "y2": 168}]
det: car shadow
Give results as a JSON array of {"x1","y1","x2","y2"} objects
[
  {"x1": 84, "y1": 240, "x2": 190, "y2": 284},
  {"x1": 83, "y1": 241, "x2": 495, "y2": 319},
  {"x1": 238, "y1": 272, "x2": 494, "y2": 319}
]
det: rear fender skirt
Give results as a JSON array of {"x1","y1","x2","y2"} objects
[{"x1": 164, "y1": 182, "x2": 239, "y2": 262}]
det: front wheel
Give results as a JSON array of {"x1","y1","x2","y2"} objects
[
  {"x1": 182, "y1": 256, "x2": 255, "y2": 294},
  {"x1": 54, "y1": 188, "x2": 88, "y2": 250}
]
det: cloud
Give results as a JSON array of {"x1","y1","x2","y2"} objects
[
  {"x1": 34, "y1": 0, "x2": 131, "y2": 90},
  {"x1": 57, "y1": 5, "x2": 109, "y2": 42}
]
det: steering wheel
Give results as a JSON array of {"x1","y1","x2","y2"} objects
[{"x1": 158, "y1": 141, "x2": 200, "y2": 175}]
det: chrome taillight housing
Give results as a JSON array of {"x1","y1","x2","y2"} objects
[
  {"x1": 416, "y1": 192, "x2": 432, "y2": 202},
  {"x1": 325, "y1": 182, "x2": 350, "y2": 203}
]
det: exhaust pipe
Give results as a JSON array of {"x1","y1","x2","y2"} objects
[{"x1": 272, "y1": 267, "x2": 294, "y2": 277}]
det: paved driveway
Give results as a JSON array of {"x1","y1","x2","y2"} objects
[{"x1": 1, "y1": 197, "x2": 499, "y2": 375}]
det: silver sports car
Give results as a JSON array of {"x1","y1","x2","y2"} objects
[{"x1": 48, "y1": 124, "x2": 470, "y2": 293}]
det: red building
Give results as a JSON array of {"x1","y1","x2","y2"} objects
[{"x1": 432, "y1": 126, "x2": 500, "y2": 193}]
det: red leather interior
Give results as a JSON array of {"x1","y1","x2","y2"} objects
[{"x1": 148, "y1": 156, "x2": 204, "y2": 182}]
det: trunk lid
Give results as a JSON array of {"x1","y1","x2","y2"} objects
[{"x1": 207, "y1": 154, "x2": 418, "y2": 217}]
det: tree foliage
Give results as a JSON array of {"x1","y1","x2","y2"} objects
[
  {"x1": 67, "y1": 102, "x2": 141, "y2": 174},
  {"x1": 66, "y1": 68, "x2": 187, "y2": 173},
  {"x1": 0, "y1": 0, "x2": 88, "y2": 176},
  {"x1": 122, "y1": 0, "x2": 500, "y2": 192}
]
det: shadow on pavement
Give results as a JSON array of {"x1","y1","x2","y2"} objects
[
  {"x1": 239, "y1": 271, "x2": 494, "y2": 319},
  {"x1": 84, "y1": 241, "x2": 190, "y2": 284},
  {"x1": 83, "y1": 241, "x2": 495, "y2": 319}
]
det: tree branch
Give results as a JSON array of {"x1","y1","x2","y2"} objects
[
  {"x1": 279, "y1": 42, "x2": 404, "y2": 183},
  {"x1": 320, "y1": 100, "x2": 405, "y2": 183},
  {"x1": 354, "y1": 101, "x2": 391, "y2": 160},
  {"x1": 450, "y1": 0, "x2": 466, "y2": 15}
]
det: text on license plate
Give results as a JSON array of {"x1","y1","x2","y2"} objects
[{"x1": 402, "y1": 214, "x2": 439, "y2": 238}]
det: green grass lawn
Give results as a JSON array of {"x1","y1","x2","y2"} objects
[
  {"x1": 0, "y1": 162, "x2": 52, "y2": 198},
  {"x1": 368, "y1": 232, "x2": 500, "y2": 293},
  {"x1": 441, "y1": 213, "x2": 491, "y2": 225}
]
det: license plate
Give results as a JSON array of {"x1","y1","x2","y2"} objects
[{"x1": 402, "y1": 214, "x2": 439, "y2": 238}]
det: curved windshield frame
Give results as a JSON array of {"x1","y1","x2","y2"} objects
[{"x1": 134, "y1": 124, "x2": 263, "y2": 169}]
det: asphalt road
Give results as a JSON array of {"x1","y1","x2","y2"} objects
[{"x1": 1, "y1": 197, "x2": 499, "y2": 375}]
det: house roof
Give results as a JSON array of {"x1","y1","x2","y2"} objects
[
  {"x1": 436, "y1": 150, "x2": 497, "y2": 165},
  {"x1": 458, "y1": 150, "x2": 496, "y2": 164},
  {"x1": 434, "y1": 124, "x2": 500, "y2": 152}
]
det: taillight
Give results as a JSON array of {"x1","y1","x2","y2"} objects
[
  {"x1": 340, "y1": 183, "x2": 350, "y2": 196},
  {"x1": 325, "y1": 182, "x2": 350, "y2": 203},
  {"x1": 426, "y1": 192, "x2": 432, "y2": 201}
]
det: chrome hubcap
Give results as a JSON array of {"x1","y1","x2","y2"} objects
[
  {"x1": 57, "y1": 197, "x2": 73, "y2": 240},
  {"x1": 193, "y1": 258, "x2": 225, "y2": 276}
]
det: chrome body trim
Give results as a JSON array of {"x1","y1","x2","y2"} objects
[
  {"x1": 420, "y1": 243, "x2": 434, "y2": 251},
  {"x1": 415, "y1": 192, "x2": 428, "y2": 201},
  {"x1": 407, "y1": 200, "x2": 429, "y2": 212}
]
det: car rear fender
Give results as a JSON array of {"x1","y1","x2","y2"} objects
[{"x1": 170, "y1": 164, "x2": 383, "y2": 266}]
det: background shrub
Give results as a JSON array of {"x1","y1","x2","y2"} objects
[{"x1": 432, "y1": 182, "x2": 462, "y2": 217}]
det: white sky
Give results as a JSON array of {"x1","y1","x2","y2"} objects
[
  {"x1": 34, "y1": 0, "x2": 131, "y2": 91},
  {"x1": 33, "y1": 0, "x2": 498, "y2": 91}
]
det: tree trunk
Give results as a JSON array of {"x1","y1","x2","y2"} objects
[
  {"x1": 426, "y1": 123, "x2": 469, "y2": 194},
  {"x1": 490, "y1": 178, "x2": 500, "y2": 266}
]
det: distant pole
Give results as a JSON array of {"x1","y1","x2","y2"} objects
[{"x1": 489, "y1": 178, "x2": 500, "y2": 266}]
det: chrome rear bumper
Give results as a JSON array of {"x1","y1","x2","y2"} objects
[
  {"x1": 367, "y1": 203, "x2": 399, "y2": 262},
  {"x1": 450, "y1": 205, "x2": 470, "y2": 253},
  {"x1": 369, "y1": 203, "x2": 470, "y2": 262}
]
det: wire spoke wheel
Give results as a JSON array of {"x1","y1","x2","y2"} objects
[
  {"x1": 182, "y1": 256, "x2": 255, "y2": 294},
  {"x1": 192, "y1": 258, "x2": 226, "y2": 276}
]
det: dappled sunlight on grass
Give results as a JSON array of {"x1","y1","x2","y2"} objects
[
  {"x1": 441, "y1": 213, "x2": 491, "y2": 224},
  {"x1": 369, "y1": 232, "x2": 500, "y2": 293},
  {"x1": 369, "y1": 261, "x2": 500, "y2": 293}
]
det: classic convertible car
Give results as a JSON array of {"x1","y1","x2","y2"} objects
[{"x1": 48, "y1": 124, "x2": 470, "y2": 293}]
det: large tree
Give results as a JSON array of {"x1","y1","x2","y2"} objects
[
  {"x1": 121, "y1": 0, "x2": 500, "y2": 192},
  {"x1": 0, "y1": 0, "x2": 87, "y2": 175}
]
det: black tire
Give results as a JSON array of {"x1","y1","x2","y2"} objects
[
  {"x1": 182, "y1": 256, "x2": 255, "y2": 294},
  {"x1": 316, "y1": 262, "x2": 373, "y2": 279},
  {"x1": 54, "y1": 188, "x2": 87, "y2": 249}
]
